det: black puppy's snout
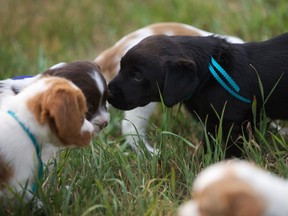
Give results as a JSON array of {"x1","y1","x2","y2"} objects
[
  {"x1": 107, "y1": 81, "x2": 130, "y2": 110},
  {"x1": 107, "y1": 83, "x2": 115, "y2": 96},
  {"x1": 107, "y1": 88, "x2": 113, "y2": 100},
  {"x1": 107, "y1": 82, "x2": 121, "y2": 102}
]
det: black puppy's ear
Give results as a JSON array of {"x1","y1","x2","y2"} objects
[{"x1": 162, "y1": 59, "x2": 199, "y2": 107}]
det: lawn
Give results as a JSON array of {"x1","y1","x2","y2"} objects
[{"x1": 0, "y1": 0, "x2": 288, "y2": 215}]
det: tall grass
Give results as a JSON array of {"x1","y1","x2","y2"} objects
[{"x1": 1, "y1": 0, "x2": 288, "y2": 215}]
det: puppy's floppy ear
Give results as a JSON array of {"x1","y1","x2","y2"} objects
[
  {"x1": 41, "y1": 87, "x2": 87, "y2": 146},
  {"x1": 162, "y1": 59, "x2": 199, "y2": 107}
]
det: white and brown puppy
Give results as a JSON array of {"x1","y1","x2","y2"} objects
[
  {"x1": 178, "y1": 160, "x2": 288, "y2": 216},
  {"x1": 0, "y1": 61, "x2": 110, "y2": 133},
  {"x1": 95, "y1": 22, "x2": 243, "y2": 153},
  {"x1": 0, "y1": 77, "x2": 94, "y2": 203}
]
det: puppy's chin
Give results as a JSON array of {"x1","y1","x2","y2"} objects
[
  {"x1": 108, "y1": 99, "x2": 148, "y2": 111},
  {"x1": 109, "y1": 102, "x2": 136, "y2": 111}
]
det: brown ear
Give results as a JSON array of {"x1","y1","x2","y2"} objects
[
  {"x1": 195, "y1": 178, "x2": 265, "y2": 216},
  {"x1": 41, "y1": 86, "x2": 88, "y2": 146}
]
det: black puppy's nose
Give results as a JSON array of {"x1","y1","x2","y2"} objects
[
  {"x1": 107, "y1": 88, "x2": 113, "y2": 100},
  {"x1": 107, "y1": 82, "x2": 120, "y2": 98}
]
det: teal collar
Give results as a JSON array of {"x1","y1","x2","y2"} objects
[
  {"x1": 208, "y1": 56, "x2": 251, "y2": 103},
  {"x1": 7, "y1": 110, "x2": 43, "y2": 193}
]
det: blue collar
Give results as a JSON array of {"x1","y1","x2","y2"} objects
[
  {"x1": 11, "y1": 75, "x2": 34, "y2": 80},
  {"x1": 208, "y1": 56, "x2": 251, "y2": 103},
  {"x1": 7, "y1": 110, "x2": 43, "y2": 193}
]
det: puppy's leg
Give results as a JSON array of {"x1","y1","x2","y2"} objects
[
  {"x1": 122, "y1": 102, "x2": 158, "y2": 154},
  {"x1": 204, "y1": 122, "x2": 244, "y2": 158},
  {"x1": 2, "y1": 181, "x2": 39, "y2": 207},
  {"x1": 225, "y1": 124, "x2": 246, "y2": 158},
  {"x1": 41, "y1": 144, "x2": 62, "y2": 176}
]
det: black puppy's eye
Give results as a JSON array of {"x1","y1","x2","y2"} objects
[{"x1": 132, "y1": 71, "x2": 143, "y2": 81}]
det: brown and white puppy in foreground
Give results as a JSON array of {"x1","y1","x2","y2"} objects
[
  {"x1": 95, "y1": 22, "x2": 244, "y2": 153},
  {"x1": 0, "y1": 77, "x2": 94, "y2": 203},
  {"x1": 178, "y1": 160, "x2": 288, "y2": 216}
]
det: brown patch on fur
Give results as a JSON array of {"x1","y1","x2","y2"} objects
[
  {"x1": 193, "y1": 176, "x2": 266, "y2": 216},
  {"x1": 150, "y1": 22, "x2": 202, "y2": 36},
  {"x1": 28, "y1": 77, "x2": 92, "y2": 147},
  {"x1": 0, "y1": 155, "x2": 14, "y2": 190},
  {"x1": 95, "y1": 22, "x2": 202, "y2": 82}
]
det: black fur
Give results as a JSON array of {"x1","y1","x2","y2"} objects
[{"x1": 108, "y1": 33, "x2": 288, "y2": 157}]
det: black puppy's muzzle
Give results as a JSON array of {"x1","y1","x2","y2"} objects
[
  {"x1": 107, "y1": 82, "x2": 120, "y2": 100},
  {"x1": 107, "y1": 82, "x2": 126, "y2": 109}
]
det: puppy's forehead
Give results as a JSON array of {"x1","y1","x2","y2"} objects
[
  {"x1": 42, "y1": 61, "x2": 108, "y2": 122},
  {"x1": 45, "y1": 76, "x2": 77, "y2": 90},
  {"x1": 43, "y1": 60, "x2": 107, "y2": 97},
  {"x1": 124, "y1": 35, "x2": 171, "y2": 58},
  {"x1": 122, "y1": 38, "x2": 158, "y2": 63}
]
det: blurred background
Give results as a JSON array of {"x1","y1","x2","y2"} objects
[
  {"x1": 0, "y1": 0, "x2": 287, "y2": 77},
  {"x1": 1, "y1": 1, "x2": 288, "y2": 215}
]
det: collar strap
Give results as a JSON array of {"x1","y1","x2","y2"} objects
[
  {"x1": 7, "y1": 110, "x2": 43, "y2": 193},
  {"x1": 11, "y1": 75, "x2": 34, "y2": 80},
  {"x1": 208, "y1": 56, "x2": 251, "y2": 103}
]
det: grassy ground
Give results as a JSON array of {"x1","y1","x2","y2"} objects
[{"x1": 0, "y1": 0, "x2": 288, "y2": 215}]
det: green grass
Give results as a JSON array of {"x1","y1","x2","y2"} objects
[{"x1": 1, "y1": 0, "x2": 288, "y2": 215}]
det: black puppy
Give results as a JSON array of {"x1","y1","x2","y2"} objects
[{"x1": 108, "y1": 33, "x2": 288, "y2": 157}]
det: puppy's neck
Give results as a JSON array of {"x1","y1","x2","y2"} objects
[
  {"x1": 211, "y1": 38, "x2": 235, "y2": 70},
  {"x1": 2, "y1": 94, "x2": 57, "y2": 148}
]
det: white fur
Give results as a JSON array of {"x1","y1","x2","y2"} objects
[
  {"x1": 230, "y1": 161, "x2": 288, "y2": 216},
  {"x1": 0, "y1": 74, "x2": 41, "y2": 107},
  {"x1": 0, "y1": 80, "x2": 54, "y2": 201},
  {"x1": 177, "y1": 23, "x2": 244, "y2": 43},
  {"x1": 49, "y1": 62, "x2": 67, "y2": 70},
  {"x1": 192, "y1": 160, "x2": 233, "y2": 191},
  {"x1": 91, "y1": 69, "x2": 105, "y2": 95},
  {"x1": 179, "y1": 160, "x2": 288, "y2": 216},
  {"x1": 178, "y1": 200, "x2": 200, "y2": 216},
  {"x1": 81, "y1": 119, "x2": 95, "y2": 134},
  {"x1": 122, "y1": 102, "x2": 158, "y2": 153},
  {"x1": 91, "y1": 106, "x2": 110, "y2": 133},
  {"x1": 89, "y1": 70, "x2": 110, "y2": 132},
  {"x1": 0, "y1": 77, "x2": 93, "y2": 203}
]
